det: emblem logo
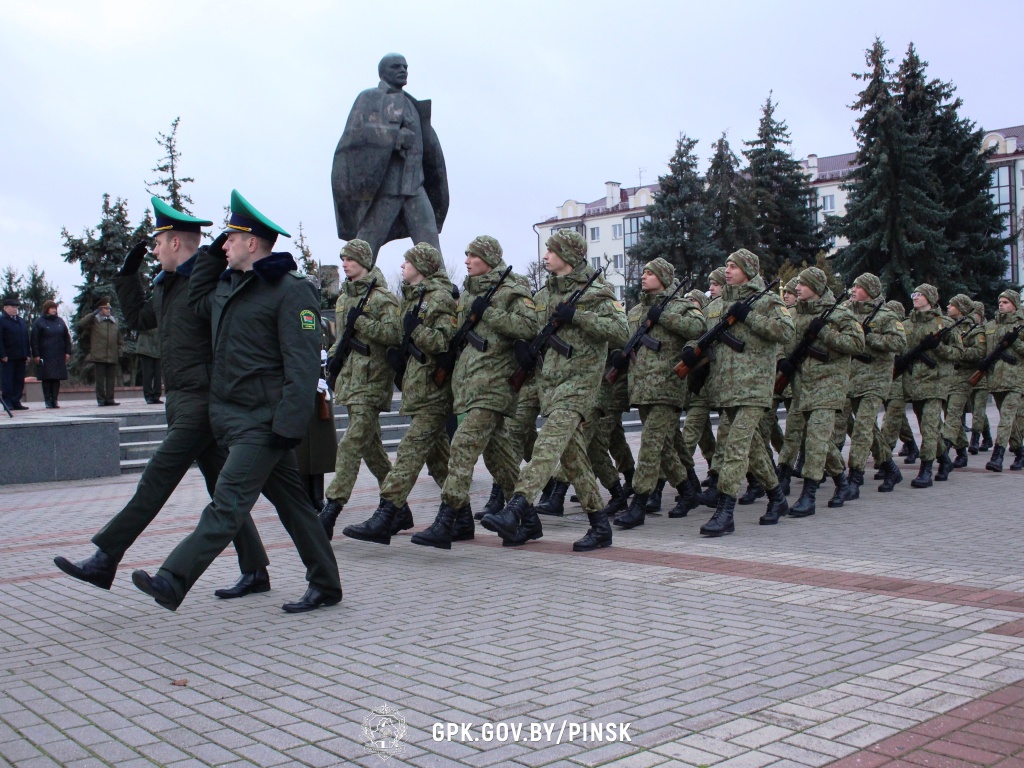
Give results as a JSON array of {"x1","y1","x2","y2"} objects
[
  {"x1": 300, "y1": 309, "x2": 316, "y2": 330},
  {"x1": 362, "y1": 703, "x2": 407, "y2": 762}
]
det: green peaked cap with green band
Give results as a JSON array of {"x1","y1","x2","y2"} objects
[
  {"x1": 225, "y1": 189, "x2": 290, "y2": 241},
  {"x1": 151, "y1": 197, "x2": 213, "y2": 234}
]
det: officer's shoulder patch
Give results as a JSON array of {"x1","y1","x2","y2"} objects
[
  {"x1": 300, "y1": 309, "x2": 316, "y2": 330},
  {"x1": 523, "y1": 297, "x2": 537, "y2": 310},
  {"x1": 613, "y1": 301, "x2": 625, "y2": 313}
]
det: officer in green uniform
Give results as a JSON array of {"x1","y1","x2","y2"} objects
[
  {"x1": 319, "y1": 239, "x2": 401, "y2": 538},
  {"x1": 412, "y1": 236, "x2": 538, "y2": 549},
  {"x1": 54, "y1": 198, "x2": 271, "y2": 599},
  {"x1": 342, "y1": 243, "x2": 457, "y2": 544},
  {"x1": 942, "y1": 294, "x2": 985, "y2": 471},
  {"x1": 131, "y1": 190, "x2": 341, "y2": 613},
  {"x1": 483, "y1": 230, "x2": 628, "y2": 550},
  {"x1": 982, "y1": 290, "x2": 1024, "y2": 471}
]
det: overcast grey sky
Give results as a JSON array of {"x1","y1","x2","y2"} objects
[{"x1": 0, "y1": 0, "x2": 1014, "y2": 304}]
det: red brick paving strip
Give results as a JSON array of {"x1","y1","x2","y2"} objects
[{"x1": 827, "y1": 682, "x2": 1024, "y2": 768}]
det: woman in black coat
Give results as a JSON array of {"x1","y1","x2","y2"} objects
[{"x1": 31, "y1": 300, "x2": 72, "y2": 408}]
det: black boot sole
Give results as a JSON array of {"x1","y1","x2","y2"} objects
[
  {"x1": 341, "y1": 528, "x2": 391, "y2": 545},
  {"x1": 573, "y1": 539, "x2": 612, "y2": 552},
  {"x1": 699, "y1": 526, "x2": 735, "y2": 537},
  {"x1": 409, "y1": 535, "x2": 452, "y2": 550}
]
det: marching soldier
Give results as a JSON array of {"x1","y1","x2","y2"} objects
[
  {"x1": 689, "y1": 267, "x2": 726, "y2": 503},
  {"x1": 876, "y1": 299, "x2": 909, "y2": 491},
  {"x1": 942, "y1": 294, "x2": 985, "y2": 471},
  {"x1": 969, "y1": 301, "x2": 994, "y2": 455},
  {"x1": 776, "y1": 278, "x2": 804, "y2": 495},
  {"x1": 983, "y1": 290, "x2": 1024, "y2": 471},
  {"x1": 319, "y1": 240, "x2": 401, "y2": 539}
]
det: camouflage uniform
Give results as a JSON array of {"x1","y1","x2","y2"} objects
[
  {"x1": 970, "y1": 301, "x2": 992, "y2": 447},
  {"x1": 325, "y1": 255, "x2": 401, "y2": 506},
  {"x1": 981, "y1": 292, "x2": 1024, "y2": 458},
  {"x1": 879, "y1": 301, "x2": 912, "y2": 454},
  {"x1": 683, "y1": 290, "x2": 722, "y2": 473},
  {"x1": 942, "y1": 295, "x2": 986, "y2": 453}
]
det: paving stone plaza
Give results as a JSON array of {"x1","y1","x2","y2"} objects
[{"x1": 2, "y1": 402, "x2": 1024, "y2": 767}]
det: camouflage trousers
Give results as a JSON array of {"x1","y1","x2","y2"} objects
[
  {"x1": 880, "y1": 399, "x2": 917, "y2": 451},
  {"x1": 971, "y1": 390, "x2": 990, "y2": 434},
  {"x1": 441, "y1": 408, "x2": 519, "y2": 510},
  {"x1": 992, "y1": 391, "x2": 1024, "y2": 449},
  {"x1": 682, "y1": 402, "x2": 716, "y2": 467},
  {"x1": 507, "y1": 389, "x2": 540, "y2": 463},
  {"x1": 514, "y1": 408, "x2": 603, "y2": 512},
  {"x1": 844, "y1": 395, "x2": 890, "y2": 471},
  {"x1": 326, "y1": 404, "x2": 391, "y2": 503},
  {"x1": 908, "y1": 399, "x2": 945, "y2": 461},
  {"x1": 768, "y1": 401, "x2": 785, "y2": 453},
  {"x1": 797, "y1": 408, "x2": 846, "y2": 482},
  {"x1": 779, "y1": 406, "x2": 805, "y2": 468},
  {"x1": 941, "y1": 388, "x2": 971, "y2": 450},
  {"x1": 379, "y1": 410, "x2": 450, "y2": 506},
  {"x1": 585, "y1": 408, "x2": 633, "y2": 490},
  {"x1": 716, "y1": 406, "x2": 778, "y2": 498},
  {"x1": 633, "y1": 405, "x2": 688, "y2": 496}
]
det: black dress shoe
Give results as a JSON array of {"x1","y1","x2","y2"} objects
[
  {"x1": 54, "y1": 550, "x2": 119, "y2": 590},
  {"x1": 131, "y1": 570, "x2": 178, "y2": 611},
  {"x1": 282, "y1": 586, "x2": 341, "y2": 613},
  {"x1": 214, "y1": 568, "x2": 270, "y2": 599}
]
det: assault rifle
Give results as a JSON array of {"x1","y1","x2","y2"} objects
[
  {"x1": 673, "y1": 278, "x2": 780, "y2": 390},
  {"x1": 969, "y1": 323, "x2": 1024, "y2": 386},
  {"x1": 326, "y1": 277, "x2": 376, "y2": 390},
  {"x1": 432, "y1": 266, "x2": 513, "y2": 387},
  {"x1": 774, "y1": 290, "x2": 849, "y2": 395},
  {"x1": 386, "y1": 286, "x2": 427, "y2": 391},
  {"x1": 852, "y1": 301, "x2": 885, "y2": 364},
  {"x1": 604, "y1": 279, "x2": 688, "y2": 385},
  {"x1": 892, "y1": 316, "x2": 966, "y2": 379},
  {"x1": 508, "y1": 267, "x2": 604, "y2": 392}
]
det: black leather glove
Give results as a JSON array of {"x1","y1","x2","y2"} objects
[
  {"x1": 646, "y1": 305, "x2": 663, "y2": 325},
  {"x1": 553, "y1": 302, "x2": 575, "y2": 326},
  {"x1": 470, "y1": 296, "x2": 490, "y2": 320},
  {"x1": 513, "y1": 339, "x2": 538, "y2": 369},
  {"x1": 726, "y1": 301, "x2": 751, "y2": 323},
  {"x1": 680, "y1": 346, "x2": 700, "y2": 368},
  {"x1": 919, "y1": 333, "x2": 941, "y2": 351},
  {"x1": 777, "y1": 358, "x2": 797, "y2": 380},
  {"x1": 346, "y1": 307, "x2": 362, "y2": 330},
  {"x1": 326, "y1": 355, "x2": 342, "y2": 377},
  {"x1": 268, "y1": 433, "x2": 302, "y2": 450},
  {"x1": 403, "y1": 312, "x2": 423, "y2": 336},
  {"x1": 808, "y1": 317, "x2": 827, "y2": 336},
  {"x1": 609, "y1": 350, "x2": 627, "y2": 370},
  {"x1": 208, "y1": 232, "x2": 228, "y2": 259},
  {"x1": 118, "y1": 243, "x2": 149, "y2": 276}
]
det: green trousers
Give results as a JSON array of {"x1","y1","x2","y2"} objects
[
  {"x1": 157, "y1": 443, "x2": 341, "y2": 605},
  {"x1": 379, "y1": 410, "x2": 450, "y2": 506},
  {"x1": 845, "y1": 394, "x2": 890, "y2": 471},
  {"x1": 93, "y1": 362, "x2": 117, "y2": 404},
  {"x1": 682, "y1": 402, "x2": 713, "y2": 465},
  {"x1": 799, "y1": 408, "x2": 847, "y2": 481},
  {"x1": 909, "y1": 399, "x2": 944, "y2": 461},
  {"x1": 441, "y1": 408, "x2": 519, "y2": 509},
  {"x1": 992, "y1": 391, "x2": 1023, "y2": 448},
  {"x1": 971, "y1": 391, "x2": 990, "y2": 434},
  {"x1": 779, "y1": 408, "x2": 806, "y2": 468},
  {"x1": 717, "y1": 406, "x2": 777, "y2": 498},
  {"x1": 585, "y1": 408, "x2": 626, "y2": 490},
  {"x1": 507, "y1": 390, "x2": 540, "y2": 463},
  {"x1": 326, "y1": 404, "x2": 392, "y2": 503},
  {"x1": 515, "y1": 408, "x2": 603, "y2": 512},
  {"x1": 633, "y1": 404, "x2": 688, "y2": 495},
  {"x1": 942, "y1": 388, "x2": 971, "y2": 449}
]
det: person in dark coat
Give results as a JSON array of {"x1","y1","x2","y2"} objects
[
  {"x1": 31, "y1": 300, "x2": 72, "y2": 408},
  {"x1": 1, "y1": 296, "x2": 31, "y2": 410}
]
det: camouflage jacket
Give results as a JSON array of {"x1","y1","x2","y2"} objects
[
  {"x1": 536, "y1": 264, "x2": 628, "y2": 418},
  {"x1": 452, "y1": 262, "x2": 538, "y2": 416},
  {"x1": 951, "y1": 320, "x2": 986, "y2": 394},
  {"x1": 710, "y1": 276, "x2": 794, "y2": 409},
  {"x1": 690, "y1": 296, "x2": 723, "y2": 409},
  {"x1": 902, "y1": 307, "x2": 963, "y2": 401},
  {"x1": 397, "y1": 273, "x2": 457, "y2": 415},
  {"x1": 597, "y1": 351, "x2": 630, "y2": 414},
  {"x1": 791, "y1": 289, "x2": 865, "y2": 412},
  {"x1": 329, "y1": 266, "x2": 401, "y2": 412},
  {"x1": 982, "y1": 310, "x2": 1024, "y2": 394},
  {"x1": 627, "y1": 284, "x2": 705, "y2": 407},
  {"x1": 847, "y1": 299, "x2": 906, "y2": 399}
]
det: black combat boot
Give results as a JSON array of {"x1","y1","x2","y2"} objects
[
  {"x1": 789, "y1": 479, "x2": 818, "y2": 517},
  {"x1": 981, "y1": 425, "x2": 994, "y2": 451},
  {"x1": 701, "y1": 473, "x2": 713, "y2": 487},
  {"x1": 573, "y1": 510, "x2": 612, "y2": 551},
  {"x1": 792, "y1": 451, "x2": 805, "y2": 479},
  {"x1": 935, "y1": 439, "x2": 954, "y2": 481},
  {"x1": 623, "y1": 469, "x2": 635, "y2": 496},
  {"x1": 849, "y1": 468, "x2": 865, "y2": 491},
  {"x1": 986, "y1": 445, "x2": 1006, "y2": 472},
  {"x1": 902, "y1": 439, "x2": 920, "y2": 464},
  {"x1": 410, "y1": 503, "x2": 456, "y2": 550},
  {"x1": 452, "y1": 505, "x2": 475, "y2": 542},
  {"x1": 669, "y1": 468, "x2": 700, "y2": 518},
  {"x1": 874, "y1": 462, "x2": 887, "y2": 480},
  {"x1": 695, "y1": 473, "x2": 720, "y2": 508},
  {"x1": 827, "y1": 472, "x2": 857, "y2": 508},
  {"x1": 777, "y1": 463, "x2": 793, "y2": 496},
  {"x1": 501, "y1": 502, "x2": 543, "y2": 546},
  {"x1": 952, "y1": 447, "x2": 969, "y2": 469},
  {"x1": 342, "y1": 498, "x2": 398, "y2": 545},
  {"x1": 481, "y1": 493, "x2": 531, "y2": 539},
  {"x1": 53, "y1": 549, "x2": 121, "y2": 590},
  {"x1": 318, "y1": 499, "x2": 344, "y2": 540},
  {"x1": 537, "y1": 478, "x2": 555, "y2": 506},
  {"x1": 759, "y1": 484, "x2": 789, "y2": 525},
  {"x1": 614, "y1": 492, "x2": 648, "y2": 529},
  {"x1": 968, "y1": 432, "x2": 981, "y2": 455},
  {"x1": 878, "y1": 460, "x2": 903, "y2": 492},
  {"x1": 1011, "y1": 447, "x2": 1024, "y2": 471},
  {"x1": 476, "y1": 483, "x2": 504, "y2": 520},
  {"x1": 390, "y1": 503, "x2": 414, "y2": 535},
  {"x1": 738, "y1": 474, "x2": 765, "y2": 505},
  {"x1": 911, "y1": 459, "x2": 934, "y2": 488},
  {"x1": 699, "y1": 494, "x2": 736, "y2": 537},
  {"x1": 645, "y1": 479, "x2": 666, "y2": 514},
  {"x1": 535, "y1": 480, "x2": 569, "y2": 516},
  {"x1": 602, "y1": 481, "x2": 629, "y2": 515}
]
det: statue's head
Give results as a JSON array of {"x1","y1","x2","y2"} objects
[{"x1": 378, "y1": 54, "x2": 408, "y2": 90}]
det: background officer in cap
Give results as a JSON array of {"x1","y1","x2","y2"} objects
[
  {"x1": 55, "y1": 198, "x2": 271, "y2": 599},
  {"x1": 132, "y1": 190, "x2": 341, "y2": 613},
  {"x1": 78, "y1": 296, "x2": 123, "y2": 406},
  {"x1": 342, "y1": 242, "x2": 456, "y2": 545},
  {"x1": 0, "y1": 297, "x2": 31, "y2": 410},
  {"x1": 319, "y1": 238, "x2": 401, "y2": 538},
  {"x1": 982, "y1": 290, "x2": 1024, "y2": 472}
]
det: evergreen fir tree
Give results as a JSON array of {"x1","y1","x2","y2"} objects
[
  {"x1": 18, "y1": 263, "x2": 58, "y2": 328},
  {"x1": 705, "y1": 132, "x2": 756, "y2": 262},
  {"x1": 831, "y1": 39, "x2": 947, "y2": 306},
  {"x1": 630, "y1": 134, "x2": 718, "y2": 285},
  {"x1": 743, "y1": 94, "x2": 824, "y2": 277},
  {"x1": 146, "y1": 117, "x2": 195, "y2": 214}
]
